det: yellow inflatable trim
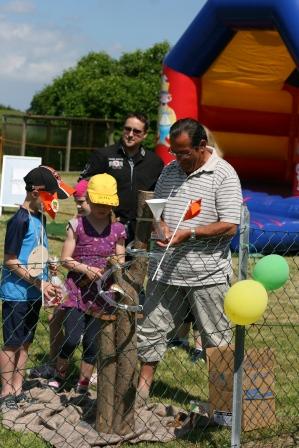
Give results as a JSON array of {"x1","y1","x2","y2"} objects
[
  {"x1": 202, "y1": 30, "x2": 295, "y2": 113},
  {"x1": 213, "y1": 132, "x2": 288, "y2": 160}
]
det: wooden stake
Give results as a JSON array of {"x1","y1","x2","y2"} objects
[
  {"x1": 96, "y1": 190, "x2": 155, "y2": 435},
  {"x1": 96, "y1": 320, "x2": 117, "y2": 433},
  {"x1": 124, "y1": 190, "x2": 154, "y2": 292}
]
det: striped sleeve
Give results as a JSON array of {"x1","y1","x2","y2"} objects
[
  {"x1": 154, "y1": 165, "x2": 168, "y2": 199},
  {"x1": 216, "y1": 172, "x2": 242, "y2": 224}
]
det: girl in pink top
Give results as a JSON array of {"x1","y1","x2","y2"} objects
[{"x1": 49, "y1": 174, "x2": 126, "y2": 393}]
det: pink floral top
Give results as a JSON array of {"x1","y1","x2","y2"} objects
[{"x1": 63, "y1": 216, "x2": 126, "y2": 313}]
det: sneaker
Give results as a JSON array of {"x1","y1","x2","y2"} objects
[
  {"x1": 167, "y1": 338, "x2": 189, "y2": 351},
  {"x1": 75, "y1": 379, "x2": 89, "y2": 394},
  {"x1": 0, "y1": 394, "x2": 18, "y2": 411},
  {"x1": 75, "y1": 383, "x2": 89, "y2": 394},
  {"x1": 190, "y1": 349, "x2": 205, "y2": 363},
  {"x1": 29, "y1": 365, "x2": 56, "y2": 380}
]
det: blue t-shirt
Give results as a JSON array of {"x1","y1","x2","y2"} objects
[{"x1": 0, "y1": 207, "x2": 49, "y2": 301}]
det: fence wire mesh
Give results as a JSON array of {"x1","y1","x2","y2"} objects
[{"x1": 0, "y1": 224, "x2": 298, "y2": 448}]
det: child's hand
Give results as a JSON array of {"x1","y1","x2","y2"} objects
[
  {"x1": 84, "y1": 266, "x2": 103, "y2": 282},
  {"x1": 42, "y1": 281, "x2": 63, "y2": 305}
]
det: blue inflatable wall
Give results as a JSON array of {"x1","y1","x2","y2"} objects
[{"x1": 231, "y1": 191, "x2": 299, "y2": 253}]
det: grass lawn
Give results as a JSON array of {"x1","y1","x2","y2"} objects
[{"x1": 0, "y1": 171, "x2": 298, "y2": 447}]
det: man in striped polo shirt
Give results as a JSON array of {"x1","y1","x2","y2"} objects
[{"x1": 137, "y1": 118, "x2": 242, "y2": 403}]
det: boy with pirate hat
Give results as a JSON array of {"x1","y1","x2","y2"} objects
[{"x1": 0, "y1": 165, "x2": 74, "y2": 411}]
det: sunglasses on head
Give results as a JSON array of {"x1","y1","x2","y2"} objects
[{"x1": 123, "y1": 126, "x2": 144, "y2": 136}]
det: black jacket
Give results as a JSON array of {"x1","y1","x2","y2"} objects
[{"x1": 79, "y1": 141, "x2": 164, "y2": 224}]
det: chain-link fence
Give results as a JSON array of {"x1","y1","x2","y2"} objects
[{"x1": 0, "y1": 211, "x2": 298, "y2": 448}]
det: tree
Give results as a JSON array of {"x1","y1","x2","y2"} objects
[{"x1": 29, "y1": 42, "x2": 170, "y2": 148}]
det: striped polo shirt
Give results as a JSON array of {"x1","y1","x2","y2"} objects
[{"x1": 148, "y1": 147, "x2": 242, "y2": 286}]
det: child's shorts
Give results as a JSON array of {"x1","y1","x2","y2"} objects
[{"x1": 2, "y1": 300, "x2": 42, "y2": 347}]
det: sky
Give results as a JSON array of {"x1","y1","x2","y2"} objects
[{"x1": 0, "y1": 0, "x2": 206, "y2": 111}]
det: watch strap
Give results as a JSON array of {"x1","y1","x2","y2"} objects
[{"x1": 190, "y1": 228, "x2": 197, "y2": 240}]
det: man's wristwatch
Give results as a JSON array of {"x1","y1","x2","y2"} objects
[{"x1": 189, "y1": 228, "x2": 197, "y2": 240}]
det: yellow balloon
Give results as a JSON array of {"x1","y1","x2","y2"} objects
[{"x1": 224, "y1": 280, "x2": 268, "y2": 325}]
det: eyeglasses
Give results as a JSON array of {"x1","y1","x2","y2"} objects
[
  {"x1": 168, "y1": 148, "x2": 194, "y2": 159},
  {"x1": 123, "y1": 126, "x2": 144, "y2": 136}
]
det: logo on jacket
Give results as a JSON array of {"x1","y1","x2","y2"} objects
[{"x1": 108, "y1": 158, "x2": 124, "y2": 169}]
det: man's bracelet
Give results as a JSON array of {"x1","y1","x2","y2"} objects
[{"x1": 189, "y1": 228, "x2": 197, "y2": 240}]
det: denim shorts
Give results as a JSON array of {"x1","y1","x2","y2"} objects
[{"x1": 2, "y1": 300, "x2": 42, "y2": 347}]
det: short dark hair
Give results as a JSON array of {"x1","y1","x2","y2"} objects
[
  {"x1": 170, "y1": 118, "x2": 207, "y2": 147},
  {"x1": 124, "y1": 113, "x2": 150, "y2": 132}
]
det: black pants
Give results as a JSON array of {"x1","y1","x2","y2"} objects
[
  {"x1": 123, "y1": 220, "x2": 135, "y2": 245},
  {"x1": 59, "y1": 308, "x2": 101, "y2": 365}
]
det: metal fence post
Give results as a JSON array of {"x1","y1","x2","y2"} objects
[{"x1": 231, "y1": 204, "x2": 250, "y2": 448}]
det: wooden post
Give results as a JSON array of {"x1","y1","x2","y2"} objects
[
  {"x1": 1, "y1": 116, "x2": 6, "y2": 172},
  {"x1": 45, "y1": 124, "x2": 51, "y2": 165},
  {"x1": 113, "y1": 286, "x2": 138, "y2": 434},
  {"x1": 125, "y1": 190, "x2": 154, "y2": 292},
  {"x1": 65, "y1": 122, "x2": 72, "y2": 172},
  {"x1": 88, "y1": 122, "x2": 94, "y2": 148},
  {"x1": 2, "y1": 116, "x2": 7, "y2": 142},
  {"x1": 135, "y1": 190, "x2": 154, "y2": 245},
  {"x1": 106, "y1": 119, "x2": 115, "y2": 146},
  {"x1": 111, "y1": 190, "x2": 155, "y2": 434},
  {"x1": 96, "y1": 319, "x2": 117, "y2": 433},
  {"x1": 95, "y1": 190, "x2": 155, "y2": 435},
  {"x1": 21, "y1": 117, "x2": 27, "y2": 156},
  {"x1": 0, "y1": 136, "x2": 3, "y2": 171}
]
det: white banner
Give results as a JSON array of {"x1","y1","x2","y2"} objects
[{"x1": 0, "y1": 155, "x2": 42, "y2": 215}]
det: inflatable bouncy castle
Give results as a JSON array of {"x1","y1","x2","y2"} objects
[{"x1": 156, "y1": 0, "x2": 299, "y2": 252}]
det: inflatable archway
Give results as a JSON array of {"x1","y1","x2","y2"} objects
[
  {"x1": 156, "y1": 0, "x2": 299, "y2": 196},
  {"x1": 156, "y1": 0, "x2": 299, "y2": 252}
]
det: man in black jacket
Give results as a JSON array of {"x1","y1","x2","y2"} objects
[{"x1": 79, "y1": 113, "x2": 164, "y2": 241}]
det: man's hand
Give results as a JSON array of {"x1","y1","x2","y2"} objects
[
  {"x1": 158, "y1": 221, "x2": 172, "y2": 239},
  {"x1": 154, "y1": 221, "x2": 172, "y2": 244},
  {"x1": 156, "y1": 229, "x2": 191, "y2": 247}
]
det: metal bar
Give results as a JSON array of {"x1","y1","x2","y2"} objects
[
  {"x1": 3, "y1": 113, "x2": 117, "y2": 124},
  {"x1": 238, "y1": 205, "x2": 250, "y2": 281},
  {"x1": 231, "y1": 204, "x2": 250, "y2": 448},
  {"x1": 231, "y1": 325, "x2": 245, "y2": 448}
]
